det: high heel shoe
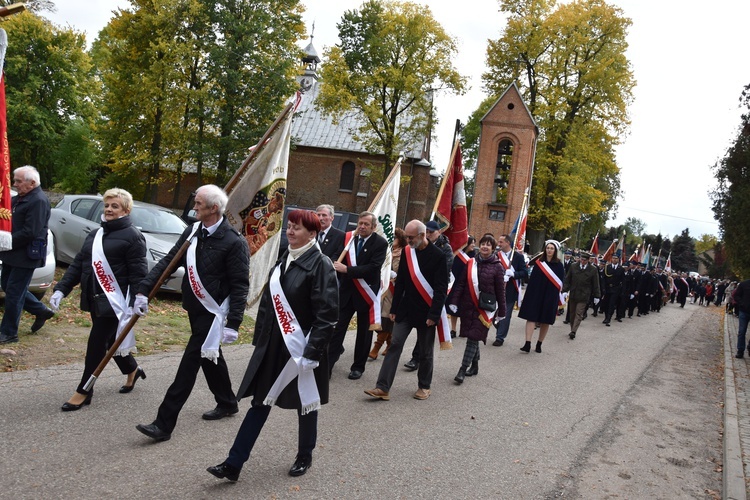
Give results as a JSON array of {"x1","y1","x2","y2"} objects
[
  {"x1": 120, "y1": 366, "x2": 147, "y2": 393},
  {"x1": 61, "y1": 393, "x2": 92, "y2": 412}
]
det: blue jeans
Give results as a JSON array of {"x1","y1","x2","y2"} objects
[
  {"x1": 738, "y1": 310, "x2": 749, "y2": 352},
  {"x1": 494, "y1": 297, "x2": 516, "y2": 341},
  {"x1": 1, "y1": 264, "x2": 47, "y2": 339}
]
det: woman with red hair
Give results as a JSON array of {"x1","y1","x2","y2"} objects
[{"x1": 208, "y1": 209, "x2": 338, "y2": 481}]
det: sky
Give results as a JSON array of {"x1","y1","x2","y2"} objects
[{"x1": 43, "y1": 0, "x2": 750, "y2": 240}]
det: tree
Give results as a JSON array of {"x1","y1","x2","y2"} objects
[
  {"x1": 623, "y1": 217, "x2": 645, "y2": 241},
  {"x1": 671, "y1": 229, "x2": 699, "y2": 272},
  {"x1": 1, "y1": 0, "x2": 55, "y2": 13},
  {"x1": 479, "y1": 0, "x2": 634, "y2": 237},
  {"x1": 317, "y1": 0, "x2": 466, "y2": 182},
  {"x1": 711, "y1": 83, "x2": 750, "y2": 278},
  {"x1": 695, "y1": 233, "x2": 719, "y2": 254},
  {"x1": 52, "y1": 119, "x2": 99, "y2": 193},
  {"x1": 3, "y1": 12, "x2": 96, "y2": 185}
]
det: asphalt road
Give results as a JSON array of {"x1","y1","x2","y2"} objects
[{"x1": 0, "y1": 302, "x2": 722, "y2": 499}]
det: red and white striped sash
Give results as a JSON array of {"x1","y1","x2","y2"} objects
[
  {"x1": 537, "y1": 261, "x2": 565, "y2": 306},
  {"x1": 403, "y1": 246, "x2": 452, "y2": 350},
  {"x1": 344, "y1": 231, "x2": 381, "y2": 327}
]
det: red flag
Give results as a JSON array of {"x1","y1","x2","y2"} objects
[
  {"x1": 589, "y1": 232, "x2": 599, "y2": 256},
  {"x1": 0, "y1": 34, "x2": 12, "y2": 251},
  {"x1": 601, "y1": 240, "x2": 617, "y2": 263},
  {"x1": 514, "y1": 202, "x2": 527, "y2": 253},
  {"x1": 435, "y1": 141, "x2": 468, "y2": 253}
]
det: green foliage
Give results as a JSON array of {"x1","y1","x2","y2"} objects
[
  {"x1": 671, "y1": 228, "x2": 699, "y2": 272},
  {"x1": 3, "y1": 12, "x2": 97, "y2": 184},
  {"x1": 711, "y1": 83, "x2": 750, "y2": 278},
  {"x1": 695, "y1": 234, "x2": 719, "y2": 255},
  {"x1": 52, "y1": 119, "x2": 98, "y2": 193},
  {"x1": 317, "y1": 0, "x2": 467, "y2": 182},
  {"x1": 481, "y1": 0, "x2": 634, "y2": 236}
]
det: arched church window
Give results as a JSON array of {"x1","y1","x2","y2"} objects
[{"x1": 339, "y1": 161, "x2": 355, "y2": 191}]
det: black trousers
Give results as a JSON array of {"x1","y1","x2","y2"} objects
[
  {"x1": 77, "y1": 315, "x2": 138, "y2": 395},
  {"x1": 227, "y1": 400, "x2": 317, "y2": 470},
  {"x1": 328, "y1": 295, "x2": 373, "y2": 374},
  {"x1": 154, "y1": 313, "x2": 237, "y2": 433},
  {"x1": 604, "y1": 287, "x2": 622, "y2": 321}
]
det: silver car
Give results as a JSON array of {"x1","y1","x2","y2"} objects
[{"x1": 49, "y1": 195, "x2": 186, "y2": 293}]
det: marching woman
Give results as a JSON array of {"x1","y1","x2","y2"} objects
[
  {"x1": 517, "y1": 240, "x2": 565, "y2": 353},
  {"x1": 50, "y1": 188, "x2": 148, "y2": 411},
  {"x1": 447, "y1": 233, "x2": 505, "y2": 383},
  {"x1": 208, "y1": 209, "x2": 338, "y2": 481},
  {"x1": 446, "y1": 235, "x2": 475, "y2": 338}
]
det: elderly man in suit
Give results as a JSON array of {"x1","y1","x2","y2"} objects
[
  {"x1": 328, "y1": 211, "x2": 387, "y2": 380},
  {"x1": 315, "y1": 204, "x2": 345, "y2": 261}
]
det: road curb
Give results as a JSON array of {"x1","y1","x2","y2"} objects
[{"x1": 724, "y1": 310, "x2": 747, "y2": 500}]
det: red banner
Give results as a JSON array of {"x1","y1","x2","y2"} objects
[
  {"x1": 0, "y1": 70, "x2": 13, "y2": 250},
  {"x1": 435, "y1": 141, "x2": 468, "y2": 253}
]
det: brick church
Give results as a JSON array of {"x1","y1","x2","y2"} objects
[{"x1": 287, "y1": 38, "x2": 439, "y2": 227}]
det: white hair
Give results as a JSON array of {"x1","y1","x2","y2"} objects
[
  {"x1": 196, "y1": 184, "x2": 228, "y2": 215},
  {"x1": 15, "y1": 165, "x2": 41, "y2": 186}
]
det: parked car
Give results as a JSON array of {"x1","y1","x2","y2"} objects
[
  {"x1": 0, "y1": 228, "x2": 56, "y2": 300},
  {"x1": 49, "y1": 195, "x2": 186, "y2": 293}
]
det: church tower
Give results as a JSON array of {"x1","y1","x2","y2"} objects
[{"x1": 469, "y1": 82, "x2": 537, "y2": 244}]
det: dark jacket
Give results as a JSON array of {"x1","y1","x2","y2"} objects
[
  {"x1": 450, "y1": 253, "x2": 507, "y2": 343},
  {"x1": 497, "y1": 249, "x2": 528, "y2": 302},
  {"x1": 54, "y1": 215, "x2": 147, "y2": 315},
  {"x1": 434, "y1": 234, "x2": 454, "y2": 276},
  {"x1": 519, "y1": 259, "x2": 565, "y2": 325},
  {"x1": 391, "y1": 240, "x2": 449, "y2": 326},
  {"x1": 733, "y1": 280, "x2": 750, "y2": 314},
  {"x1": 339, "y1": 231, "x2": 388, "y2": 307},
  {"x1": 318, "y1": 226, "x2": 346, "y2": 261},
  {"x1": 0, "y1": 186, "x2": 50, "y2": 269},
  {"x1": 236, "y1": 245, "x2": 338, "y2": 409},
  {"x1": 138, "y1": 217, "x2": 250, "y2": 330}
]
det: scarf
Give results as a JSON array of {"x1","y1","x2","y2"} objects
[
  {"x1": 91, "y1": 228, "x2": 134, "y2": 357},
  {"x1": 263, "y1": 261, "x2": 320, "y2": 415},
  {"x1": 185, "y1": 222, "x2": 229, "y2": 364}
]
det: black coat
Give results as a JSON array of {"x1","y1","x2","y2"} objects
[
  {"x1": 318, "y1": 226, "x2": 345, "y2": 261},
  {"x1": 391, "y1": 241, "x2": 449, "y2": 326},
  {"x1": 54, "y1": 216, "x2": 147, "y2": 315},
  {"x1": 519, "y1": 260, "x2": 565, "y2": 325},
  {"x1": 236, "y1": 245, "x2": 338, "y2": 409},
  {"x1": 0, "y1": 186, "x2": 50, "y2": 269},
  {"x1": 138, "y1": 217, "x2": 250, "y2": 330},
  {"x1": 498, "y1": 250, "x2": 528, "y2": 303}
]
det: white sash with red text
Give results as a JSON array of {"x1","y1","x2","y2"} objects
[
  {"x1": 92, "y1": 228, "x2": 134, "y2": 357},
  {"x1": 265, "y1": 263, "x2": 320, "y2": 414},
  {"x1": 467, "y1": 258, "x2": 495, "y2": 328},
  {"x1": 186, "y1": 223, "x2": 230, "y2": 364},
  {"x1": 536, "y1": 261, "x2": 565, "y2": 306},
  {"x1": 403, "y1": 246, "x2": 452, "y2": 350},
  {"x1": 498, "y1": 250, "x2": 521, "y2": 306},
  {"x1": 344, "y1": 231, "x2": 381, "y2": 328}
]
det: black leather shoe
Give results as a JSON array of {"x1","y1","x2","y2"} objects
[
  {"x1": 737, "y1": 351, "x2": 744, "y2": 359},
  {"x1": 120, "y1": 366, "x2": 147, "y2": 393},
  {"x1": 31, "y1": 308, "x2": 55, "y2": 333},
  {"x1": 403, "y1": 359, "x2": 418, "y2": 371},
  {"x1": 289, "y1": 456, "x2": 312, "y2": 477},
  {"x1": 61, "y1": 393, "x2": 92, "y2": 412},
  {"x1": 207, "y1": 462, "x2": 240, "y2": 481},
  {"x1": 466, "y1": 361, "x2": 478, "y2": 376},
  {"x1": 136, "y1": 423, "x2": 171, "y2": 442},
  {"x1": 569, "y1": 332, "x2": 576, "y2": 339},
  {"x1": 202, "y1": 406, "x2": 239, "y2": 420},
  {"x1": 492, "y1": 339, "x2": 504, "y2": 346},
  {"x1": 450, "y1": 330, "x2": 457, "y2": 338},
  {"x1": 0, "y1": 334, "x2": 19, "y2": 344},
  {"x1": 348, "y1": 370, "x2": 363, "y2": 380},
  {"x1": 616, "y1": 318, "x2": 623, "y2": 322},
  {"x1": 454, "y1": 367, "x2": 466, "y2": 384}
]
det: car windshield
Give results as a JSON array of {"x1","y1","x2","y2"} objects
[{"x1": 130, "y1": 206, "x2": 186, "y2": 234}]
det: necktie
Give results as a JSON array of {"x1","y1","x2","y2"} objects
[
  {"x1": 319, "y1": 231, "x2": 325, "y2": 243},
  {"x1": 356, "y1": 237, "x2": 364, "y2": 258},
  {"x1": 202, "y1": 228, "x2": 209, "y2": 240}
]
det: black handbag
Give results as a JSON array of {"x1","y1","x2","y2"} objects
[
  {"x1": 478, "y1": 291, "x2": 497, "y2": 311},
  {"x1": 92, "y1": 293, "x2": 116, "y2": 317}
]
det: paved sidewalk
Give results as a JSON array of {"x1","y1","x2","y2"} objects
[{"x1": 724, "y1": 309, "x2": 749, "y2": 499}]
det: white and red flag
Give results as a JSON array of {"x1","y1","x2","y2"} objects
[
  {"x1": 434, "y1": 140, "x2": 468, "y2": 253},
  {"x1": 0, "y1": 29, "x2": 12, "y2": 251}
]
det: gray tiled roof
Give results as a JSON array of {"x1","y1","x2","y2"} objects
[{"x1": 292, "y1": 79, "x2": 424, "y2": 159}]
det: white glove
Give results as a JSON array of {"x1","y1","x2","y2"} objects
[
  {"x1": 505, "y1": 269, "x2": 514, "y2": 277},
  {"x1": 561, "y1": 292, "x2": 569, "y2": 302},
  {"x1": 134, "y1": 294, "x2": 149, "y2": 316},
  {"x1": 630, "y1": 294, "x2": 635, "y2": 300},
  {"x1": 504, "y1": 275, "x2": 510, "y2": 283},
  {"x1": 222, "y1": 327, "x2": 239, "y2": 344},
  {"x1": 448, "y1": 304, "x2": 458, "y2": 314},
  {"x1": 49, "y1": 290, "x2": 64, "y2": 312},
  {"x1": 301, "y1": 357, "x2": 319, "y2": 372},
  {"x1": 493, "y1": 316, "x2": 505, "y2": 326},
  {"x1": 593, "y1": 298, "x2": 600, "y2": 305},
  {"x1": 390, "y1": 270, "x2": 397, "y2": 280}
]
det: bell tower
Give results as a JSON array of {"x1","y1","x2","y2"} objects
[{"x1": 469, "y1": 82, "x2": 537, "y2": 243}]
